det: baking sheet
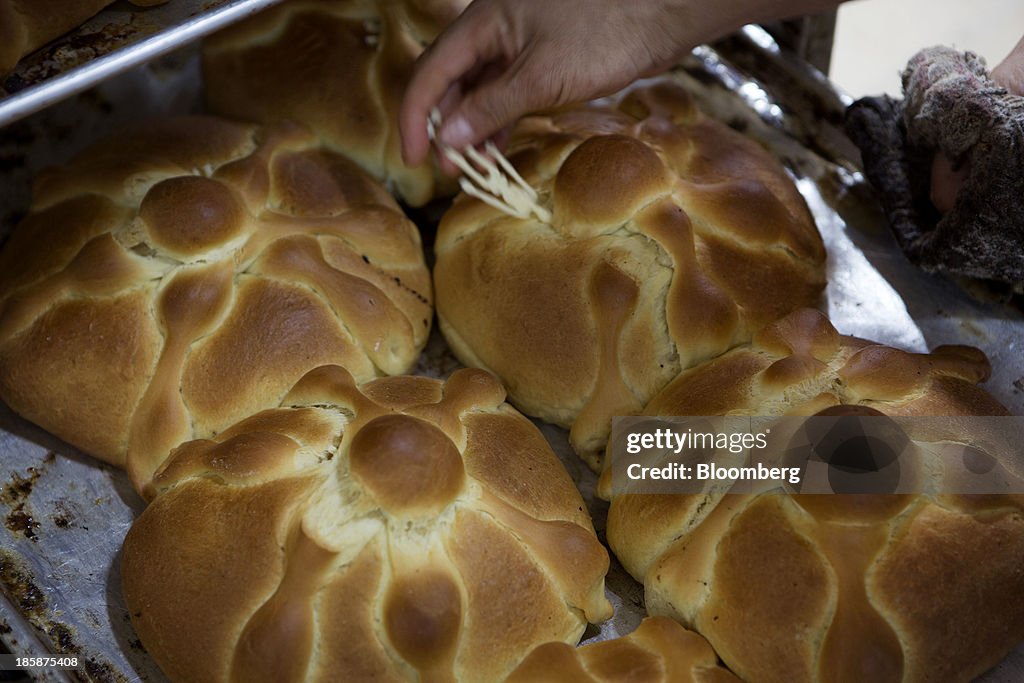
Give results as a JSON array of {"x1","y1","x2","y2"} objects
[
  {"x1": 0, "y1": 0, "x2": 286, "y2": 128},
  {"x1": 1, "y1": 27, "x2": 1022, "y2": 682}
]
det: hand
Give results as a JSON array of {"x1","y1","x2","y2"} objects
[
  {"x1": 930, "y1": 34, "x2": 1024, "y2": 213},
  {"x1": 399, "y1": 0, "x2": 695, "y2": 171},
  {"x1": 400, "y1": 0, "x2": 846, "y2": 171}
]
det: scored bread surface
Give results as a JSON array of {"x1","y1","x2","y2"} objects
[
  {"x1": 505, "y1": 616, "x2": 740, "y2": 683},
  {"x1": 434, "y1": 80, "x2": 826, "y2": 469},
  {"x1": 0, "y1": 116, "x2": 432, "y2": 492},
  {"x1": 602, "y1": 309, "x2": 1024, "y2": 683},
  {"x1": 203, "y1": 0, "x2": 468, "y2": 206}
]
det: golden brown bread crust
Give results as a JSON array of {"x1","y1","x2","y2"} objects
[
  {"x1": 122, "y1": 366, "x2": 612, "y2": 682},
  {"x1": 202, "y1": 0, "x2": 466, "y2": 206},
  {"x1": 433, "y1": 81, "x2": 826, "y2": 470},
  {"x1": 602, "y1": 308, "x2": 1024, "y2": 683},
  {"x1": 0, "y1": 116, "x2": 432, "y2": 492},
  {"x1": 0, "y1": 0, "x2": 168, "y2": 73},
  {"x1": 505, "y1": 616, "x2": 740, "y2": 683}
]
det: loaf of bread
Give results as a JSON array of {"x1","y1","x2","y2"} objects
[
  {"x1": 203, "y1": 0, "x2": 466, "y2": 206},
  {"x1": 506, "y1": 617, "x2": 740, "y2": 683},
  {"x1": 602, "y1": 308, "x2": 1024, "y2": 682},
  {"x1": 0, "y1": 0, "x2": 167, "y2": 74},
  {"x1": 0, "y1": 116, "x2": 432, "y2": 492},
  {"x1": 122, "y1": 365, "x2": 613, "y2": 683},
  {"x1": 434, "y1": 81, "x2": 826, "y2": 469}
]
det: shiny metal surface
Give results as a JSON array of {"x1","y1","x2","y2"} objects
[
  {"x1": 0, "y1": 26, "x2": 1021, "y2": 682},
  {"x1": 0, "y1": 0, "x2": 286, "y2": 128}
]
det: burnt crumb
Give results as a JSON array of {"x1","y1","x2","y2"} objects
[
  {"x1": 361, "y1": 254, "x2": 370, "y2": 264},
  {"x1": 0, "y1": 554, "x2": 123, "y2": 681},
  {"x1": 50, "y1": 499, "x2": 77, "y2": 530},
  {"x1": 2, "y1": 465, "x2": 47, "y2": 542},
  {"x1": 0, "y1": 550, "x2": 46, "y2": 614},
  {"x1": 47, "y1": 622, "x2": 76, "y2": 652},
  {"x1": 5, "y1": 505, "x2": 39, "y2": 541},
  {"x1": 0, "y1": 467, "x2": 42, "y2": 505},
  {"x1": 0, "y1": 621, "x2": 11, "y2": 634},
  {"x1": 1014, "y1": 377, "x2": 1024, "y2": 393},
  {"x1": 128, "y1": 639, "x2": 146, "y2": 654},
  {"x1": 10, "y1": 20, "x2": 142, "y2": 95},
  {"x1": 82, "y1": 656, "x2": 120, "y2": 683},
  {"x1": 0, "y1": 554, "x2": 88, "y2": 671}
]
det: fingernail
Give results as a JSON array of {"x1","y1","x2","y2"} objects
[{"x1": 440, "y1": 115, "x2": 473, "y2": 148}]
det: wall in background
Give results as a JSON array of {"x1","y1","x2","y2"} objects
[{"x1": 830, "y1": 0, "x2": 1024, "y2": 97}]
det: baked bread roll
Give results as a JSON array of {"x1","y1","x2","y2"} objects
[
  {"x1": 203, "y1": 0, "x2": 467, "y2": 206},
  {"x1": 434, "y1": 81, "x2": 826, "y2": 469},
  {"x1": 505, "y1": 617, "x2": 740, "y2": 683},
  {"x1": 122, "y1": 365, "x2": 613, "y2": 683},
  {"x1": 0, "y1": 116, "x2": 431, "y2": 492},
  {"x1": 0, "y1": 0, "x2": 167, "y2": 74},
  {"x1": 602, "y1": 308, "x2": 1024, "y2": 682}
]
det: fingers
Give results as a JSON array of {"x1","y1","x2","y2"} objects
[
  {"x1": 992, "y1": 33, "x2": 1024, "y2": 95},
  {"x1": 437, "y1": 57, "x2": 534, "y2": 148},
  {"x1": 399, "y1": 3, "x2": 503, "y2": 166}
]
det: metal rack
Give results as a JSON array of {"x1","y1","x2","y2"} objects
[{"x1": 0, "y1": 0, "x2": 286, "y2": 129}]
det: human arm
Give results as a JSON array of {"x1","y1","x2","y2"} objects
[{"x1": 400, "y1": 0, "x2": 848, "y2": 167}]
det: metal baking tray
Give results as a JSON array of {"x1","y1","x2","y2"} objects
[
  {"x1": 0, "y1": 25, "x2": 1022, "y2": 683},
  {"x1": 0, "y1": 0, "x2": 286, "y2": 128}
]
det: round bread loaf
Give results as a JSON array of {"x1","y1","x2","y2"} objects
[
  {"x1": 122, "y1": 366, "x2": 613, "y2": 683},
  {"x1": 0, "y1": 116, "x2": 432, "y2": 492},
  {"x1": 601, "y1": 308, "x2": 1024, "y2": 683},
  {"x1": 203, "y1": 0, "x2": 466, "y2": 206},
  {"x1": 505, "y1": 617, "x2": 740, "y2": 683},
  {"x1": 433, "y1": 81, "x2": 826, "y2": 470}
]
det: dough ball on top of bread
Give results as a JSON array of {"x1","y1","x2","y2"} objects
[
  {"x1": 0, "y1": 116, "x2": 432, "y2": 492},
  {"x1": 122, "y1": 366, "x2": 612, "y2": 683}
]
